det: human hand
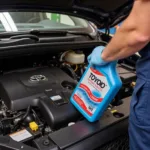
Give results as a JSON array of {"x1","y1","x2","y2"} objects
[{"x1": 87, "y1": 46, "x2": 108, "y2": 66}]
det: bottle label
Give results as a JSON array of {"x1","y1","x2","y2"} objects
[{"x1": 73, "y1": 67, "x2": 110, "y2": 116}]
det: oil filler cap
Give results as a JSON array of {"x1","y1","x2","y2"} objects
[{"x1": 29, "y1": 122, "x2": 38, "y2": 131}]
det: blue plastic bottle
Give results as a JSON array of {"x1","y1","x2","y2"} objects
[{"x1": 70, "y1": 62, "x2": 122, "y2": 122}]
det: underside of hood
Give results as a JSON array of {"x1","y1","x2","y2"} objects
[{"x1": 0, "y1": 0, "x2": 133, "y2": 28}]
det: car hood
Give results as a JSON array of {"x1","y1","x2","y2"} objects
[{"x1": 0, "y1": 0, "x2": 133, "y2": 28}]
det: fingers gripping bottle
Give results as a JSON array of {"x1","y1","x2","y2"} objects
[{"x1": 70, "y1": 62, "x2": 122, "y2": 122}]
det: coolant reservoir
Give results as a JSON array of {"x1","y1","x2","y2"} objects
[{"x1": 65, "y1": 51, "x2": 85, "y2": 64}]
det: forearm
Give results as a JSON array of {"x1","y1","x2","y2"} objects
[
  {"x1": 101, "y1": 0, "x2": 150, "y2": 62},
  {"x1": 102, "y1": 23, "x2": 149, "y2": 61}
]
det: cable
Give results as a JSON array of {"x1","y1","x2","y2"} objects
[
  {"x1": 0, "y1": 112, "x2": 25, "y2": 122},
  {"x1": 32, "y1": 109, "x2": 41, "y2": 124},
  {"x1": 74, "y1": 65, "x2": 78, "y2": 72},
  {"x1": 104, "y1": 22, "x2": 110, "y2": 36}
]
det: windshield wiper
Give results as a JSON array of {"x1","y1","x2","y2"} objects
[
  {"x1": 0, "y1": 29, "x2": 95, "y2": 40},
  {"x1": 0, "y1": 30, "x2": 67, "y2": 38},
  {"x1": 10, "y1": 34, "x2": 39, "y2": 41},
  {"x1": 29, "y1": 30, "x2": 95, "y2": 40},
  {"x1": 66, "y1": 31, "x2": 95, "y2": 40}
]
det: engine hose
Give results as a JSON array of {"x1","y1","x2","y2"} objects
[
  {"x1": 32, "y1": 109, "x2": 41, "y2": 123},
  {"x1": 13, "y1": 106, "x2": 31, "y2": 131},
  {"x1": 22, "y1": 105, "x2": 31, "y2": 121},
  {"x1": 61, "y1": 64, "x2": 78, "y2": 81}
]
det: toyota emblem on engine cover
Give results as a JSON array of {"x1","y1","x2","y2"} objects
[{"x1": 30, "y1": 75, "x2": 48, "y2": 82}]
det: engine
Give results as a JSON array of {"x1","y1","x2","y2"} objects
[
  {"x1": 0, "y1": 49, "x2": 136, "y2": 147},
  {"x1": 0, "y1": 67, "x2": 80, "y2": 129}
]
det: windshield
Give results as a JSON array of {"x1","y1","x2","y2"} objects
[{"x1": 0, "y1": 12, "x2": 89, "y2": 32}]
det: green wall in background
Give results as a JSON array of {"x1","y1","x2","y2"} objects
[{"x1": 51, "y1": 14, "x2": 60, "y2": 22}]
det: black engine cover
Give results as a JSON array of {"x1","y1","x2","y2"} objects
[{"x1": 0, "y1": 67, "x2": 79, "y2": 128}]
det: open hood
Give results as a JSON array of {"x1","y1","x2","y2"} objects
[{"x1": 0, "y1": 0, "x2": 133, "y2": 28}]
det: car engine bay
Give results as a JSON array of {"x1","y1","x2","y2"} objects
[{"x1": 0, "y1": 44, "x2": 137, "y2": 149}]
